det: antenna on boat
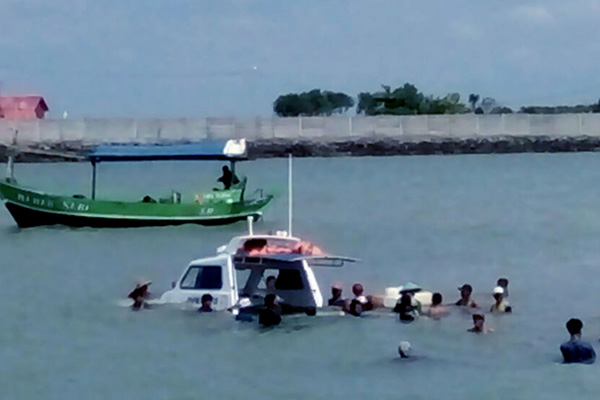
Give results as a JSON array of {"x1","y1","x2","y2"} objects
[
  {"x1": 6, "y1": 129, "x2": 18, "y2": 181},
  {"x1": 288, "y1": 153, "x2": 293, "y2": 237},
  {"x1": 247, "y1": 215, "x2": 254, "y2": 236}
]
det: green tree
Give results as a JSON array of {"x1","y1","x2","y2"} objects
[{"x1": 273, "y1": 89, "x2": 354, "y2": 116}]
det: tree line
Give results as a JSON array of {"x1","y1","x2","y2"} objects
[{"x1": 273, "y1": 84, "x2": 600, "y2": 117}]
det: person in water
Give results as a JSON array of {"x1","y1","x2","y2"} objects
[
  {"x1": 259, "y1": 294, "x2": 282, "y2": 327},
  {"x1": 398, "y1": 341, "x2": 412, "y2": 359},
  {"x1": 198, "y1": 294, "x2": 213, "y2": 312},
  {"x1": 560, "y1": 318, "x2": 596, "y2": 364},
  {"x1": 490, "y1": 286, "x2": 512, "y2": 313},
  {"x1": 348, "y1": 283, "x2": 373, "y2": 317},
  {"x1": 266, "y1": 275, "x2": 277, "y2": 295},
  {"x1": 128, "y1": 279, "x2": 152, "y2": 310},
  {"x1": 496, "y1": 278, "x2": 509, "y2": 298},
  {"x1": 217, "y1": 165, "x2": 239, "y2": 190},
  {"x1": 468, "y1": 313, "x2": 492, "y2": 333},
  {"x1": 394, "y1": 293, "x2": 418, "y2": 323},
  {"x1": 427, "y1": 293, "x2": 450, "y2": 319},
  {"x1": 328, "y1": 283, "x2": 347, "y2": 307},
  {"x1": 455, "y1": 284, "x2": 478, "y2": 308}
]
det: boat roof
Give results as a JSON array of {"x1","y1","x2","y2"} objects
[{"x1": 88, "y1": 139, "x2": 248, "y2": 162}]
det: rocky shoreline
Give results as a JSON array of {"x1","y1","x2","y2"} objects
[{"x1": 2, "y1": 136, "x2": 600, "y2": 162}]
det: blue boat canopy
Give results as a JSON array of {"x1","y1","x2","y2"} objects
[{"x1": 88, "y1": 139, "x2": 248, "y2": 162}]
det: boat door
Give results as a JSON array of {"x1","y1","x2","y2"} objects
[{"x1": 160, "y1": 254, "x2": 237, "y2": 310}]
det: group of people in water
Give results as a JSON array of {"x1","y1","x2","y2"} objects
[
  {"x1": 127, "y1": 274, "x2": 595, "y2": 364},
  {"x1": 326, "y1": 278, "x2": 511, "y2": 332}
]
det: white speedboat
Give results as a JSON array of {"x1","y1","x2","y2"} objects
[{"x1": 159, "y1": 227, "x2": 357, "y2": 314}]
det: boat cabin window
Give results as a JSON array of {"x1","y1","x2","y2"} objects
[
  {"x1": 257, "y1": 269, "x2": 303, "y2": 290},
  {"x1": 180, "y1": 266, "x2": 223, "y2": 290}
]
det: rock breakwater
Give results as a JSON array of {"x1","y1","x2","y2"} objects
[{"x1": 2, "y1": 136, "x2": 600, "y2": 163}]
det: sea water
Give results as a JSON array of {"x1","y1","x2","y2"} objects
[{"x1": 1, "y1": 153, "x2": 600, "y2": 399}]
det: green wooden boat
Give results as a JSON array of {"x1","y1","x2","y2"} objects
[{"x1": 0, "y1": 140, "x2": 274, "y2": 228}]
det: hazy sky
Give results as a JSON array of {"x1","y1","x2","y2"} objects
[{"x1": 1, "y1": 0, "x2": 599, "y2": 118}]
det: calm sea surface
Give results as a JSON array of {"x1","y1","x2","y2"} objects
[{"x1": 2, "y1": 153, "x2": 600, "y2": 399}]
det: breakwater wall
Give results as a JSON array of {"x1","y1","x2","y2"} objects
[{"x1": 2, "y1": 114, "x2": 600, "y2": 159}]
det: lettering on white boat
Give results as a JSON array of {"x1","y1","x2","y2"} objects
[
  {"x1": 16, "y1": 193, "x2": 54, "y2": 208},
  {"x1": 62, "y1": 201, "x2": 90, "y2": 212}
]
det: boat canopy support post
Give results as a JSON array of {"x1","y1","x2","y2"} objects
[
  {"x1": 91, "y1": 161, "x2": 97, "y2": 200},
  {"x1": 6, "y1": 154, "x2": 14, "y2": 181},
  {"x1": 230, "y1": 160, "x2": 236, "y2": 177},
  {"x1": 288, "y1": 153, "x2": 293, "y2": 237}
]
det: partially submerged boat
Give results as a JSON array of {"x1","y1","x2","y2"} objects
[
  {"x1": 0, "y1": 139, "x2": 274, "y2": 228},
  {"x1": 159, "y1": 225, "x2": 357, "y2": 314}
]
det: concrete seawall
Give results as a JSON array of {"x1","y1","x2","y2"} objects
[{"x1": 2, "y1": 114, "x2": 600, "y2": 160}]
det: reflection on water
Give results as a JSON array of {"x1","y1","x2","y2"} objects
[{"x1": 2, "y1": 153, "x2": 600, "y2": 399}]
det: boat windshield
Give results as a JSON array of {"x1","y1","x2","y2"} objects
[{"x1": 180, "y1": 266, "x2": 223, "y2": 289}]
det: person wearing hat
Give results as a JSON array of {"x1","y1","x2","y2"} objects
[
  {"x1": 128, "y1": 279, "x2": 152, "y2": 310},
  {"x1": 328, "y1": 282, "x2": 347, "y2": 307},
  {"x1": 397, "y1": 282, "x2": 423, "y2": 314},
  {"x1": 454, "y1": 284, "x2": 478, "y2": 308},
  {"x1": 496, "y1": 278, "x2": 509, "y2": 298},
  {"x1": 394, "y1": 292, "x2": 418, "y2": 323},
  {"x1": 490, "y1": 286, "x2": 511, "y2": 313}
]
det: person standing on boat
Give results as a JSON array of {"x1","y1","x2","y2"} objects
[
  {"x1": 128, "y1": 279, "x2": 152, "y2": 310},
  {"x1": 455, "y1": 284, "x2": 478, "y2": 308},
  {"x1": 259, "y1": 294, "x2": 282, "y2": 327},
  {"x1": 217, "y1": 165, "x2": 239, "y2": 190},
  {"x1": 198, "y1": 294, "x2": 214, "y2": 312},
  {"x1": 328, "y1": 282, "x2": 347, "y2": 307},
  {"x1": 560, "y1": 318, "x2": 596, "y2": 364}
]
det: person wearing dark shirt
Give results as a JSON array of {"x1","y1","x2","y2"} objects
[
  {"x1": 217, "y1": 166, "x2": 239, "y2": 190},
  {"x1": 560, "y1": 318, "x2": 596, "y2": 364},
  {"x1": 198, "y1": 294, "x2": 213, "y2": 312},
  {"x1": 348, "y1": 283, "x2": 373, "y2": 317},
  {"x1": 328, "y1": 283, "x2": 347, "y2": 307},
  {"x1": 128, "y1": 280, "x2": 152, "y2": 310},
  {"x1": 259, "y1": 294, "x2": 282, "y2": 327},
  {"x1": 394, "y1": 293, "x2": 417, "y2": 323}
]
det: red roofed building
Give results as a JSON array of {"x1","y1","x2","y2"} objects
[{"x1": 0, "y1": 96, "x2": 49, "y2": 119}]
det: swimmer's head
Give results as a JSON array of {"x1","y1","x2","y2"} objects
[
  {"x1": 566, "y1": 318, "x2": 583, "y2": 336},
  {"x1": 432, "y1": 292, "x2": 443, "y2": 306},
  {"x1": 459, "y1": 284, "x2": 472, "y2": 297},
  {"x1": 398, "y1": 341, "x2": 412, "y2": 358},
  {"x1": 497, "y1": 278, "x2": 509, "y2": 288},
  {"x1": 331, "y1": 282, "x2": 343, "y2": 296},
  {"x1": 493, "y1": 286, "x2": 504, "y2": 300},
  {"x1": 352, "y1": 283, "x2": 364, "y2": 297},
  {"x1": 472, "y1": 313, "x2": 485, "y2": 329}
]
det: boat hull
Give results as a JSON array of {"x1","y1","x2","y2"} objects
[{"x1": 0, "y1": 180, "x2": 272, "y2": 228}]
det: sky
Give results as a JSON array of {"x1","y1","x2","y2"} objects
[{"x1": 1, "y1": 0, "x2": 599, "y2": 118}]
